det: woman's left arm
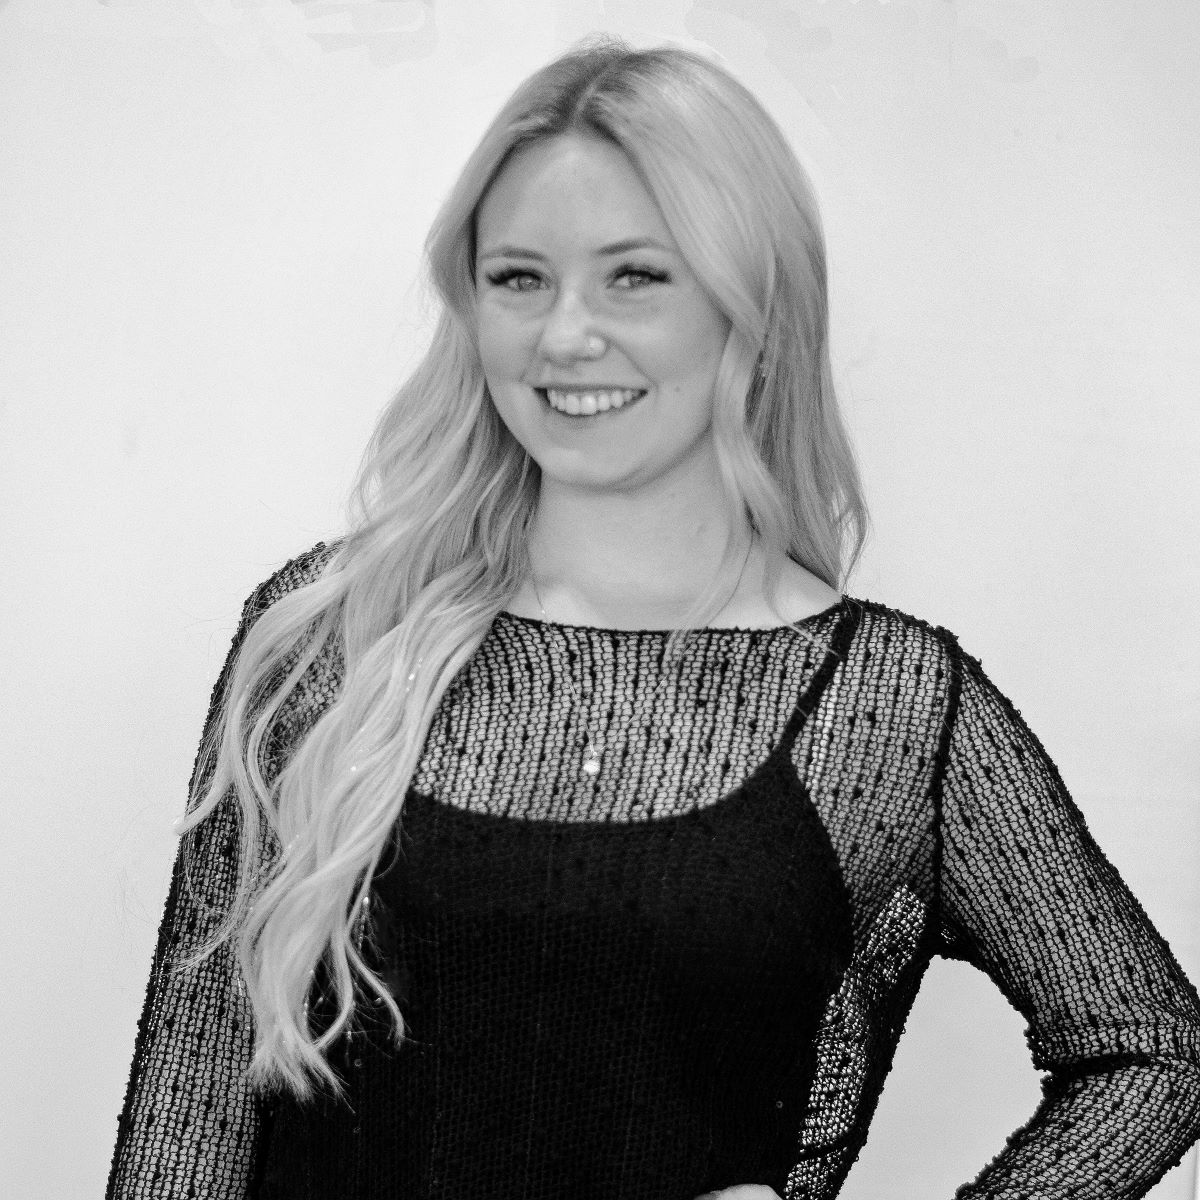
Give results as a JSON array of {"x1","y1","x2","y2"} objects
[{"x1": 936, "y1": 639, "x2": 1200, "y2": 1198}]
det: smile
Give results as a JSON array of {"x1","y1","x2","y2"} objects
[{"x1": 537, "y1": 387, "x2": 647, "y2": 417}]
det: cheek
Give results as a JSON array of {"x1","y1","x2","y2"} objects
[
  {"x1": 476, "y1": 309, "x2": 534, "y2": 382},
  {"x1": 645, "y1": 285, "x2": 727, "y2": 364},
  {"x1": 653, "y1": 305, "x2": 728, "y2": 389},
  {"x1": 688, "y1": 301, "x2": 731, "y2": 366}
]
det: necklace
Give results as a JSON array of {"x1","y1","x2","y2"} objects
[{"x1": 530, "y1": 538, "x2": 754, "y2": 779}]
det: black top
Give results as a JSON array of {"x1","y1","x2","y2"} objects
[{"x1": 107, "y1": 543, "x2": 1200, "y2": 1199}]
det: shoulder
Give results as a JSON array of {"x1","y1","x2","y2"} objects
[
  {"x1": 241, "y1": 538, "x2": 345, "y2": 624},
  {"x1": 245, "y1": 540, "x2": 348, "y2": 750},
  {"x1": 838, "y1": 594, "x2": 965, "y2": 688}
]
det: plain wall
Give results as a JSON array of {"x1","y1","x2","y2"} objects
[{"x1": 0, "y1": 1, "x2": 1196, "y2": 1197}]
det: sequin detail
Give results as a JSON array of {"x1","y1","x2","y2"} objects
[{"x1": 106, "y1": 541, "x2": 1200, "y2": 1200}]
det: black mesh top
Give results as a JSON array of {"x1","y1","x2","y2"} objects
[{"x1": 107, "y1": 543, "x2": 1200, "y2": 1199}]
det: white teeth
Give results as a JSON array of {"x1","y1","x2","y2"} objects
[{"x1": 544, "y1": 387, "x2": 643, "y2": 416}]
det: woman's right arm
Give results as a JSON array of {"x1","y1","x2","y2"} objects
[{"x1": 105, "y1": 579, "x2": 279, "y2": 1199}]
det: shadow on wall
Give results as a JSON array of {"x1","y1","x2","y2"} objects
[
  {"x1": 687, "y1": 0, "x2": 1041, "y2": 88},
  {"x1": 91, "y1": 0, "x2": 438, "y2": 67}
]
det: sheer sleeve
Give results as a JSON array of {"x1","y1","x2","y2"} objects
[
  {"x1": 105, "y1": 579, "x2": 280, "y2": 1199},
  {"x1": 937, "y1": 641, "x2": 1200, "y2": 1198}
]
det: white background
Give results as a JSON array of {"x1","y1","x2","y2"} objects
[{"x1": 1, "y1": 1, "x2": 1197, "y2": 1197}]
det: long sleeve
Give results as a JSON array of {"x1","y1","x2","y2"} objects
[
  {"x1": 105, "y1": 582, "x2": 277, "y2": 1199},
  {"x1": 936, "y1": 642, "x2": 1200, "y2": 1198}
]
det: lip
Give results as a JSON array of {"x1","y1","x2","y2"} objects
[
  {"x1": 533, "y1": 384, "x2": 647, "y2": 393},
  {"x1": 535, "y1": 388, "x2": 648, "y2": 422},
  {"x1": 534, "y1": 386, "x2": 648, "y2": 419}
]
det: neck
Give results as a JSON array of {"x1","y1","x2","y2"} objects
[{"x1": 523, "y1": 473, "x2": 753, "y2": 630}]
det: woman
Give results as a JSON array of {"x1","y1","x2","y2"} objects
[{"x1": 106, "y1": 37, "x2": 1200, "y2": 1200}]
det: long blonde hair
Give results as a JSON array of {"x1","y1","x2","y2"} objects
[{"x1": 177, "y1": 35, "x2": 869, "y2": 1104}]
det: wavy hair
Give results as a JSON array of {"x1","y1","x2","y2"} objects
[{"x1": 176, "y1": 34, "x2": 869, "y2": 1104}]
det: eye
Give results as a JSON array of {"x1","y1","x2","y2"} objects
[
  {"x1": 613, "y1": 265, "x2": 669, "y2": 289},
  {"x1": 484, "y1": 268, "x2": 543, "y2": 292}
]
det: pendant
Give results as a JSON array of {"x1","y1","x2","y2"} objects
[{"x1": 582, "y1": 742, "x2": 601, "y2": 777}]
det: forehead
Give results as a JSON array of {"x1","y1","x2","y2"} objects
[{"x1": 476, "y1": 133, "x2": 675, "y2": 251}]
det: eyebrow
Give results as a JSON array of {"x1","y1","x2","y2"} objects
[{"x1": 477, "y1": 237, "x2": 674, "y2": 262}]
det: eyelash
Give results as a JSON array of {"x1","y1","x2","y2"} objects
[{"x1": 483, "y1": 265, "x2": 669, "y2": 291}]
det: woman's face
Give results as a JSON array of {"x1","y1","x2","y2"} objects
[{"x1": 474, "y1": 133, "x2": 730, "y2": 496}]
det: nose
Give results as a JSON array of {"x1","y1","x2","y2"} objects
[{"x1": 536, "y1": 288, "x2": 603, "y2": 365}]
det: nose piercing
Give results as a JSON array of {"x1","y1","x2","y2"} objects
[{"x1": 583, "y1": 334, "x2": 607, "y2": 358}]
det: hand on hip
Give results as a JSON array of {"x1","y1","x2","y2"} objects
[{"x1": 695, "y1": 1188, "x2": 782, "y2": 1200}]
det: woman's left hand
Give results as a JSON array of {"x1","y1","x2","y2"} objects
[{"x1": 695, "y1": 1189, "x2": 782, "y2": 1200}]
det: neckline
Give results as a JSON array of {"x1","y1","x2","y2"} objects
[{"x1": 495, "y1": 594, "x2": 851, "y2": 636}]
